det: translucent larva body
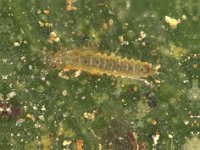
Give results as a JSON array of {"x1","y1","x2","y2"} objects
[{"x1": 47, "y1": 49, "x2": 153, "y2": 79}]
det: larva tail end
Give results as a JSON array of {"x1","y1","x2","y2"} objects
[{"x1": 43, "y1": 51, "x2": 55, "y2": 68}]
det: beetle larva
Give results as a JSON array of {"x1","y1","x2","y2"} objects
[{"x1": 46, "y1": 49, "x2": 154, "y2": 79}]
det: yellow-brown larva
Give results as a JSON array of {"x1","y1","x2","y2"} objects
[{"x1": 46, "y1": 49, "x2": 153, "y2": 79}]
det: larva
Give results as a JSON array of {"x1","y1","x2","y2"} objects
[{"x1": 46, "y1": 49, "x2": 154, "y2": 79}]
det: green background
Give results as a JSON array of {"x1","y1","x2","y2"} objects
[{"x1": 0, "y1": 0, "x2": 199, "y2": 149}]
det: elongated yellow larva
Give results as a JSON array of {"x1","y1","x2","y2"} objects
[{"x1": 46, "y1": 49, "x2": 154, "y2": 79}]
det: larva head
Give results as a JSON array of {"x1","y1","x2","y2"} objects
[
  {"x1": 144, "y1": 63, "x2": 151, "y2": 75},
  {"x1": 137, "y1": 62, "x2": 159, "y2": 78},
  {"x1": 138, "y1": 63, "x2": 152, "y2": 77}
]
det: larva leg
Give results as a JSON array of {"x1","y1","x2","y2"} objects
[{"x1": 64, "y1": 66, "x2": 72, "y2": 72}]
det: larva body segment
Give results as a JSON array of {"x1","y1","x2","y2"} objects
[{"x1": 48, "y1": 49, "x2": 153, "y2": 79}]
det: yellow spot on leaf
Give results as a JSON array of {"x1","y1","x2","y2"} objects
[{"x1": 40, "y1": 135, "x2": 51, "y2": 150}]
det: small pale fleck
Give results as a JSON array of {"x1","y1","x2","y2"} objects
[
  {"x1": 81, "y1": 96, "x2": 86, "y2": 100},
  {"x1": 45, "y1": 22, "x2": 53, "y2": 27},
  {"x1": 109, "y1": 19, "x2": 114, "y2": 26},
  {"x1": 16, "y1": 118, "x2": 25, "y2": 126},
  {"x1": 34, "y1": 123, "x2": 41, "y2": 128},
  {"x1": 139, "y1": 31, "x2": 147, "y2": 40},
  {"x1": 62, "y1": 90, "x2": 68, "y2": 96},
  {"x1": 75, "y1": 70, "x2": 82, "y2": 78},
  {"x1": 63, "y1": 140, "x2": 72, "y2": 146},
  {"x1": 54, "y1": 37, "x2": 60, "y2": 42},
  {"x1": 38, "y1": 21, "x2": 44, "y2": 27},
  {"x1": 41, "y1": 105, "x2": 46, "y2": 111},
  {"x1": 6, "y1": 91, "x2": 16, "y2": 100},
  {"x1": 165, "y1": 16, "x2": 181, "y2": 29},
  {"x1": 83, "y1": 112, "x2": 95, "y2": 120},
  {"x1": 37, "y1": 9, "x2": 42, "y2": 14},
  {"x1": 43, "y1": 9, "x2": 49, "y2": 15},
  {"x1": 33, "y1": 106, "x2": 38, "y2": 110},
  {"x1": 29, "y1": 65, "x2": 32, "y2": 70},
  {"x1": 14, "y1": 42, "x2": 20, "y2": 47},
  {"x1": 168, "y1": 134, "x2": 173, "y2": 138},
  {"x1": 182, "y1": 15, "x2": 187, "y2": 20},
  {"x1": 155, "y1": 79, "x2": 161, "y2": 84},
  {"x1": 38, "y1": 115, "x2": 45, "y2": 121},
  {"x1": 26, "y1": 114, "x2": 36, "y2": 122}
]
